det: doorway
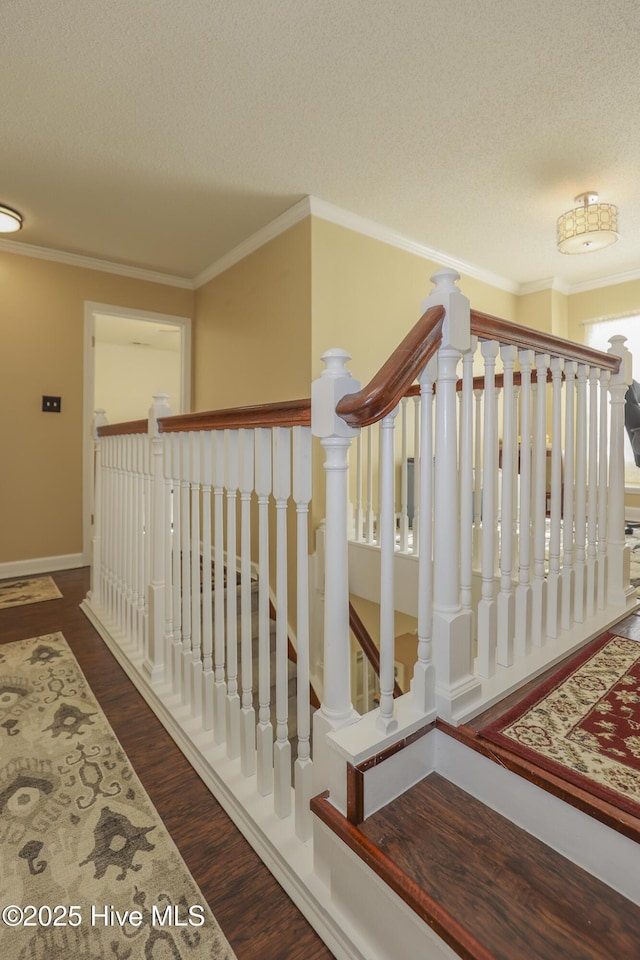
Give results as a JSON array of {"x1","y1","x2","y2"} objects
[{"x1": 82, "y1": 302, "x2": 192, "y2": 563}]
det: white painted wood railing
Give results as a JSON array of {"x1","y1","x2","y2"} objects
[
  {"x1": 321, "y1": 269, "x2": 634, "y2": 732},
  {"x1": 87, "y1": 397, "x2": 315, "y2": 841}
]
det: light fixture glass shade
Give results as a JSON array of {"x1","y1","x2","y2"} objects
[
  {"x1": 557, "y1": 192, "x2": 618, "y2": 254},
  {"x1": 0, "y1": 204, "x2": 23, "y2": 233}
]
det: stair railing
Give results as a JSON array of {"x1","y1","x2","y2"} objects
[
  {"x1": 89, "y1": 396, "x2": 315, "y2": 841},
  {"x1": 315, "y1": 268, "x2": 634, "y2": 745}
]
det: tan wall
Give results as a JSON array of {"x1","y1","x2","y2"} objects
[
  {"x1": 310, "y1": 217, "x2": 517, "y2": 383},
  {"x1": 309, "y1": 217, "x2": 518, "y2": 529},
  {"x1": 0, "y1": 252, "x2": 193, "y2": 564},
  {"x1": 194, "y1": 218, "x2": 312, "y2": 411}
]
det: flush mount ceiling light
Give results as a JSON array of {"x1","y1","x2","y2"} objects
[
  {"x1": 557, "y1": 191, "x2": 618, "y2": 254},
  {"x1": 0, "y1": 204, "x2": 23, "y2": 233}
]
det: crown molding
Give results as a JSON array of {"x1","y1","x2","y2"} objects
[
  {"x1": 518, "y1": 277, "x2": 571, "y2": 296},
  {"x1": 307, "y1": 197, "x2": 520, "y2": 295},
  {"x1": 193, "y1": 197, "x2": 311, "y2": 289},
  {"x1": 567, "y1": 265, "x2": 640, "y2": 295},
  {"x1": 0, "y1": 237, "x2": 194, "y2": 289}
]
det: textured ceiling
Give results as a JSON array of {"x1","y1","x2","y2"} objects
[{"x1": 2, "y1": 0, "x2": 640, "y2": 289}]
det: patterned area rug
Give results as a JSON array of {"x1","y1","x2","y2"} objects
[
  {"x1": 0, "y1": 633, "x2": 236, "y2": 959},
  {"x1": 480, "y1": 632, "x2": 640, "y2": 819},
  {"x1": 0, "y1": 577, "x2": 62, "y2": 610}
]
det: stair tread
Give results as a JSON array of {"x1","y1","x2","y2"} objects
[{"x1": 357, "y1": 772, "x2": 640, "y2": 960}]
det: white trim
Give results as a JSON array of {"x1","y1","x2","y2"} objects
[
  {"x1": 82, "y1": 302, "x2": 193, "y2": 563},
  {"x1": 0, "y1": 553, "x2": 84, "y2": 579},
  {"x1": 0, "y1": 237, "x2": 194, "y2": 289},
  {"x1": 518, "y1": 277, "x2": 571, "y2": 296},
  {"x1": 193, "y1": 197, "x2": 312, "y2": 288},
  {"x1": 568, "y1": 265, "x2": 640, "y2": 295},
  {"x1": 80, "y1": 598, "x2": 374, "y2": 960},
  {"x1": 308, "y1": 197, "x2": 520, "y2": 295}
]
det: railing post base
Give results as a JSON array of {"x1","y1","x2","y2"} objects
[
  {"x1": 432, "y1": 609, "x2": 481, "y2": 721},
  {"x1": 312, "y1": 708, "x2": 360, "y2": 802}
]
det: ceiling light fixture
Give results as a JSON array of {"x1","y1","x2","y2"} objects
[
  {"x1": 557, "y1": 191, "x2": 618, "y2": 254},
  {"x1": 0, "y1": 204, "x2": 23, "y2": 233}
]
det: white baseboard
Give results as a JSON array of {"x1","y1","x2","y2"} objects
[{"x1": 0, "y1": 553, "x2": 85, "y2": 580}]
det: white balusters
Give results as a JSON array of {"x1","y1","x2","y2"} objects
[
  {"x1": 239, "y1": 429, "x2": 256, "y2": 777},
  {"x1": 477, "y1": 340, "x2": 499, "y2": 676},
  {"x1": 377, "y1": 408, "x2": 399, "y2": 733},
  {"x1": 162, "y1": 434, "x2": 174, "y2": 689},
  {"x1": 412, "y1": 358, "x2": 436, "y2": 712},
  {"x1": 399, "y1": 396, "x2": 410, "y2": 552},
  {"x1": 365, "y1": 426, "x2": 375, "y2": 543},
  {"x1": 531, "y1": 354, "x2": 549, "y2": 645},
  {"x1": 354, "y1": 432, "x2": 363, "y2": 541},
  {"x1": 597, "y1": 369, "x2": 610, "y2": 609},
  {"x1": 561, "y1": 362, "x2": 576, "y2": 631},
  {"x1": 201, "y1": 432, "x2": 214, "y2": 729},
  {"x1": 146, "y1": 394, "x2": 172, "y2": 682},
  {"x1": 293, "y1": 425, "x2": 313, "y2": 840},
  {"x1": 190, "y1": 431, "x2": 203, "y2": 719},
  {"x1": 179, "y1": 432, "x2": 192, "y2": 702},
  {"x1": 574, "y1": 363, "x2": 588, "y2": 622},
  {"x1": 213, "y1": 430, "x2": 227, "y2": 742},
  {"x1": 255, "y1": 427, "x2": 273, "y2": 796},
  {"x1": 225, "y1": 429, "x2": 241, "y2": 759},
  {"x1": 412, "y1": 394, "x2": 420, "y2": 555},
  {"x1": 170, "y1": 433, "x2": 183, "y2": 696},
  {"x1": 497, "y1": 345, "x2": 517, "y2": 665},
  {"x1": 546, "y1": 357, "x2": 564, "y2": 639},
  {"x1": 586, "y1": 367, "x2": 599, "y2": 616},
  {"x1": 460, "y1": 344, "x2": 475, "y2": 619},
  {"x1": 515, "y1": 350, "x2": 533, "y2": 655},
  {"x1": 273, "y1": 426, "x2": 292, "y2": 816},
  {"x1": 607, "y1": 335, "x2": 633, "y2": 605},
  {"x1": 473, "y1": 385, "x2": 483, "y2": 569}
]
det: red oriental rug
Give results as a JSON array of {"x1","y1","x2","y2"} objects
[{"x1": 479, "y1": 632, "x2": 640, "y2": 818}]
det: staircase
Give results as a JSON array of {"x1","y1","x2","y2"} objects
[{"x1": 84, "y1": 268, "x2": 639, "y2": 960}]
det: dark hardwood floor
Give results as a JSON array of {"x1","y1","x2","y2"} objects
[
  {"x1": 357, "y1": 774, "x2": 640, "y2": 960},
  {"x1": 0, "y1": 568, "x2": 335, "y2": 960}
]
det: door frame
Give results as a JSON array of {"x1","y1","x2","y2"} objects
[{"x1": 82, "y1": 301, "x2": 192, "y2": 564}]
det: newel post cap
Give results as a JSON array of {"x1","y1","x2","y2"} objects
[
  {"x1": 93, "y1": 408, "x2": 108, "y2": 439},
  {"x1": 422, "y1": 267, "x2": 470, "y2": 353},
  {"x1": 608, "y1": 335, "x2": 632, "y2": 386},
  {"x1": 312, "y1": 348, "x2": 361, "y2": 438},
  {"x1": 149, "y1": 392, "x2": 173, "y2": 438}
]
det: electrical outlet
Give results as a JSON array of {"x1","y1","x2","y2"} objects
[{"x1": 42, "y1": 396, "x2": 61, "y2": 413}]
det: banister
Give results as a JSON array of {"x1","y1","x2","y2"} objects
[
  {"x1": 98, "y1": 419, "x2": 148, "y2": 437},
  {"x1": 335, "y1": 305, "x2": 446, "y2": 428},
  {"x1": 96, "y1": 400, "x2": 311, "y2": 438},
  {"x1": 158, "y1": 398, "x2": 311, "y2": 433},
  {"x1": 471, "y1": 310, "x2": 620, "y2": 371}
]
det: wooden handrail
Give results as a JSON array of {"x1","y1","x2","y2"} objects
[
  {"x1": 158, "y1": 398, "x2": 311, "y2": 433},
  {"x1": 97, "y1": 399, "x2": 311, "y2": 438},
  {"x1": 471, "y1": 310, "x2": 620, "y2": 371},
  {"x1": 349, "y1": 601, "x2": 403, "y2": 699},
  {"x1": 98, "y1": 419, "x2": 148, "y2": 437},
  {"x1": 335, "y1": 305, "x2": 446, "y2": 428}
]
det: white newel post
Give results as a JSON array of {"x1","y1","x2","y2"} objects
[
  {"x1": 607, "y1": 335, "x2": 633, "y2": 605},
  {"x1": 144, "y1": 393, "x2": 172, "y2": 684},
  {"x1": 91, "y1": 409, "x2": 109, "y2": 605},
  {"x1": 311, "y1": 349, "x2": 361, "y2": 793},
  {"x1": 426, "y1": 270, "x2": 480, "y2": 719}
]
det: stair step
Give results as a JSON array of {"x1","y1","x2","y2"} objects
[{"x1": 313, "y1": 772, "x2": 640, "y2": 960}]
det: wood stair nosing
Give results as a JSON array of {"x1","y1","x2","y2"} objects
[{"x1": 312, "y1": 772, "x2": 640, "y2": 960}]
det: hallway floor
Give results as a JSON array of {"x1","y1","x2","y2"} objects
[{"x1": 0, "y1": 567, "x2": 335, "y2": 960}]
